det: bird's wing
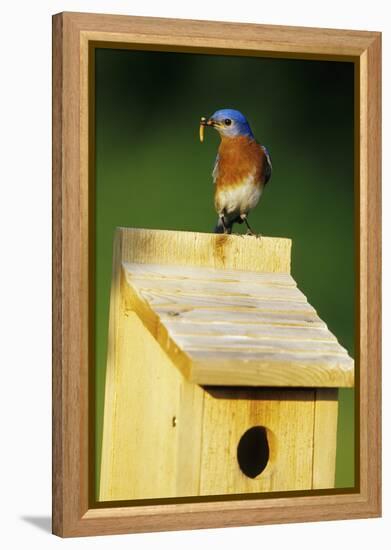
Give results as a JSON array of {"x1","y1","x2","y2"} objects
[
  {"x1": 212, "y1": 154, "x2": 219, "y2": 184},
  {"x1": 261, "y1": 145, "x2": 272, "y2": 185}
]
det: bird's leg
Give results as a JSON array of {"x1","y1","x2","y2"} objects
[
  {"x1": 220, "y1": 214, "x2": 229, "y2": 234},
  {"x1": 240, "y1": 214, "x2": 255, "y2": 236}
]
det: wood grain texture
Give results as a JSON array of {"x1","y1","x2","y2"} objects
[
  {"x1": 122, "y1": 262, "x2": 295, "y2": 284},
  {"x1": 119, "y1": 227, "x2": 292, "y2": 272},
  {"x1": 312, "y1": 389, "x2": 339, "y2": 489},
  {"x1": 100, "y1": 311, "x2": 195, "y2": 500},
  {"x1": 162, "y1": 320, "x2": 338, "y2": 341},
  {"x1": 199, "y1": 389, "x2": 315, "y2": 494},
  {"x1": 52, "y1": 11, "x2": 381, "y2": 537},
  {"x1": 122, "y1": 258, "x2": 354, "y2": 387},
  {"x1": 53, "y1": 12, "x2": 91, "y2": 537},
  {"x1": 100, "y1": 249, "x2": 206, "y2": 501},
  {"x1": 175, "y1": 376, "x2": 205, "y2": 496},
  {"x1": 69, "y1": 11, "x2": 378, "y2": 58},
  {"x1": 359, "y1": 33, "x2": 382, "y2": 514},
  {"x1": 52, "y1": 12, "x2": 63, "y2": 536}
]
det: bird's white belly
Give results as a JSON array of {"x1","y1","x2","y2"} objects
[{"x1": 216, "y1": 175, "x2": 263, "y2": 217}]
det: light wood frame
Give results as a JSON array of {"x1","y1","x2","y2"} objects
[{"x1": 52, "y1": 11, "x2": 381, "y2": 537}]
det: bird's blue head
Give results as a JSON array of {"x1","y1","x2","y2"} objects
[{"x1": 206, "y1": 108, "x2": 254, "y2": 139}]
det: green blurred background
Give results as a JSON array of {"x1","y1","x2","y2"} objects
[{"x1": 95, "y1": 48, "x2": 355, "y2": 497}]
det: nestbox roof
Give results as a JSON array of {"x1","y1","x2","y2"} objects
[{"x1": 116, "y1": 228, "x2": 354, "y2": 388}]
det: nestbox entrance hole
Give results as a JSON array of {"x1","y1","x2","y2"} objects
[{"x1": 237, "y1": 426, "x2": 270, "y2": 479}]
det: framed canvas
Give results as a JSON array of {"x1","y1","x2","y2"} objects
[{"x1": 52, "y1": 11, "x2": 381, "y2": 537}]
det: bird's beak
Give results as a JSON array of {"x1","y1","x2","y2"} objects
[
  {"x1": 200, "y1": 117, "x2": 217, "y2": 128},
  {"x1": 208, "y1": 118, "x2": 225, "y2": 130}
]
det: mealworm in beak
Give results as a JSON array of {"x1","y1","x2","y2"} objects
[{"x1": 199, "y1": 117, "x2": 206, "y2": 143}]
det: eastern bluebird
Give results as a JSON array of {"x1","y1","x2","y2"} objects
[{"x1": 200, "y1": 109, "x2": 272, "y2": 235}]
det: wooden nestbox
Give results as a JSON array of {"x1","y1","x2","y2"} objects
[{"x1": 100, "y1": 228, "x2": 354, "y2": 501}]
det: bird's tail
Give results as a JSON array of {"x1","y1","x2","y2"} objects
[{"x1": 214, "y1": 217, "x2": 232, "y2": 234}]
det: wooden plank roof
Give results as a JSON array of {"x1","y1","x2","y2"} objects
[{"x1": 122, "y1": 261, "x2": 354, "y2": 387}]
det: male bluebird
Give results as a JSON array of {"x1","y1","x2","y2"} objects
[{"x1": 200, "y1": 108, "x2": 272, "y2": 235}]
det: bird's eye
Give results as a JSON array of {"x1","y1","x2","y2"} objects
[{"x1": 224, "y1": 119, "x2": 232, "y2": 126}]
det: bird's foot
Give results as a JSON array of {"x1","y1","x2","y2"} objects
[{"x1": 245, "y1": 230, "x2": 262, "y2": 239}]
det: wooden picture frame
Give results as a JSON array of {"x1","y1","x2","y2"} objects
[{"x1": 52, "y1": 11, "x2": 381, "y2": 537}]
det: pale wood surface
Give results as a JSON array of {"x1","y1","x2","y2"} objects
[
  {"x1": 175, "y1": 373, "x2": 205, "y2": 496},
  {"x1": 53, "y1": 12, "x2": 92, "y2": 537},
  {"x1": 100, "y1": 229, "x2": 341, "y2": 501},
  {"x1": 123, "y1": 257, "x2": 354, "y2": 387},
  {"x1": 123, "y1": 263, "x2": 295, "y2": 284},
  {"x1": 359, "y1": 33, "x2": 382, "y2": 513},
  {"x1": 52, "y1": 13, "x2": 63, "y2": 534},
  {"x1": 100, "y1": 228, "x2": 343, "y2": 501},
  {"x1": 69, "y1": 11, "x2": 379, "y2": 58},
  {"x1": 119, "y1": 227, "x2": 292, "y2": 272},
  {"x1": 200, "y1": 389, "x2": 315, "y2": 494},
  {"x1": 100, "y1": 312, "x2": 322, "y2": 500},
  {"x1": 52, "y1": 11, "x2": 381, "y2": 537},
  {"x1": 312, "y1": 389, "x2": 339, "y2": 489},
  {"x1": 100, "y1": 312, "x2": 188, "y2": 500},
  {"x1": 101, "y1": 242, "x2": 206, "y2": 501}
]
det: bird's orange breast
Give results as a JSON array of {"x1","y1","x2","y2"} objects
[{"x1": 215, "y1": 136, "x2": 266, "y2": 189}]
